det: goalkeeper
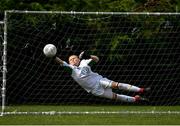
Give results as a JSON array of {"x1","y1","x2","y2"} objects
[{"x1": 55, "y1": 51, "x2": 150, "y2": 103}]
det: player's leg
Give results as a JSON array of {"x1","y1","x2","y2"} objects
[
  {"x1": 111, "y1": 81, "x2": 144, "y2": 93},
  {"x1": 99, "y1": 78, "x2": 150, "y2": 93},
  {"x1": 100, "y1": 88, "x2": 141, "y2": 102},
  {"x1": 98, "y1": 79, "x2": 149, "y2": 102},
  {"x1": 100, "y1": 78, "x2": 145, "y2": 93}
]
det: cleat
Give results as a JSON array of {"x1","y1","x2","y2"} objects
[{"x1": 135, "y1": 95, "x2": 149, "y2": 103}]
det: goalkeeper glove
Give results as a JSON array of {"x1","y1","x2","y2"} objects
[{"x1": 79, "y1": 51, "x2": 91, "y2": 60}]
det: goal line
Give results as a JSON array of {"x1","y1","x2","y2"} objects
[{"x1": 2, "y1": 111, "x2": 180, "y2": 116}]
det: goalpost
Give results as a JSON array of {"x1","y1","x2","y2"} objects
[
  {"x1": 1, "y1": 11, "x2": 180, "y2": 116},
  {"x1": 0, "y1": 18, "x2": 6, "y2": 116}
]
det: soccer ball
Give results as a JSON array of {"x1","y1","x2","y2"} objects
[{"x1": 43, "y1": 44, "x2": 57, "y2": 58}]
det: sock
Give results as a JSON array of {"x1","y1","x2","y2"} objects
[
  {"x1": 139, "y1": 88, "x2": 144, "y2": 93},
  {"x1": 116, "y1": 94, "x2": 136, "y2": 102},
  {"x1": 134, "y1": 95, "x2": 141, "y2": 102},
  {"x1": 117, "y1": 83, "x2": 141, "y2": 92}
]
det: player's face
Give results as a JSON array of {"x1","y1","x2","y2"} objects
[{"x1": 69, "y1": 55, "x2": 80, "y2": 66}]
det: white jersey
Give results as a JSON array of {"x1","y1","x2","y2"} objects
[{"x1": 62, "y1": 59, "x2": 103, "y2": 93}]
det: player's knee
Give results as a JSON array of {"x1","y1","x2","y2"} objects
[
  {"x1": 111, "y1": 82, "x2": 119, "y2": 89},
  {"x1": 112, "y1": 93, "x2": 117, "y2": 100}
]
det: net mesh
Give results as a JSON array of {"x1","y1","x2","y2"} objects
[{"x1": 2, "y1": 12, "x2": 180, "y2": 108}]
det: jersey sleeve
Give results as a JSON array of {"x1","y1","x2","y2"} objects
[{"x1": 62, "y1": 61, "x2": 73, "y2": 74}]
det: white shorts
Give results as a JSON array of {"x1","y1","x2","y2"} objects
[{"x1": 91, "y1": 78, "x2": 113, "y2": 99}]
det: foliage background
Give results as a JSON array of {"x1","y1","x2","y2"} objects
[{"x1": 0, "y1": 0, "x2": 179, "y2": 14}]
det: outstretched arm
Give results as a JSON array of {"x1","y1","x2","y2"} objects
[
  {"x1": 90, "y1": 55, "x2": 99, "y2": 63},
  {"x1": 79, "y1": 51, "x2": 99, "y2": 63},
  {"x1": 55, "y1": 56, "x2": 64, "y2": 65},
  {"x1": 55, "y1": 56, "x2": 73, "y2": 74}
]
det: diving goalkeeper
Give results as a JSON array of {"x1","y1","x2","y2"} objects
[{"x1": 55, "y1": 51, "x2": 150, "y2": 103}]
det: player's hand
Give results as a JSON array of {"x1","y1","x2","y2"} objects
[{"x1": 79, "y1": 51, "x2": 90, "y2": 60}]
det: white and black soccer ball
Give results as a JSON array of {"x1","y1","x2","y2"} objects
[{"x1": 43, "y1": 44, "x2": 57, "y2": 58}]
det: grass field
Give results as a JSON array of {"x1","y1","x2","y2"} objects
[{"x1": 0, "y1": 105, "x2": 180, "y2": 125}]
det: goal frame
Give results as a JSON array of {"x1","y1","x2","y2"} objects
[{"x1": 1, "y1": 10, "x2": 180, "y2": 116}]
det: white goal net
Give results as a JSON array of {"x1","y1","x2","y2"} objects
[{"x1": 1, "y1": 11, "x2": 180, "y2": 115}]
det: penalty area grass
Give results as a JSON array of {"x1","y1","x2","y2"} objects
[{"x1": 0, "y1": 105, "x2": 180, "y2": 125}]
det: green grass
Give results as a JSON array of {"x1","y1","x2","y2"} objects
[{"x1": 0, "y1": 105, "x2": 180, "y2": 125}]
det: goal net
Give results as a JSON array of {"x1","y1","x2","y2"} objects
[{"x1": 1, "y1": 11, "x2": 180, "y2": 115}]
